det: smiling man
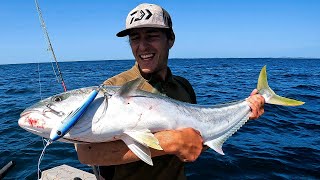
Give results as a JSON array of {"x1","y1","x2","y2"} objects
[
  {"x1": 129, "y1": 28, "x2": 171, "y2": 80},
  {"x1": 76, "y1": 3, "x2": 264, "y2": 180}
]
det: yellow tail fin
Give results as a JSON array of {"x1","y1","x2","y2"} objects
[{"x1": 257, "y1": 66, "x2": 305, "y2": 106}]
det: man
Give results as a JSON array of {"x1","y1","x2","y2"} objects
[{"x1": 76, "y1": 3, "x2": 265, "y2": 180}]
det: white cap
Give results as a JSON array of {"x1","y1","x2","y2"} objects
[{"x1": 116, "y1": 3, "x2": 173, "y2": 37}]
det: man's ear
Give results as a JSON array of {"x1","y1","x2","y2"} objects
[{"x1": 168, "y1": 31, "x2": 175, "y2": 49}]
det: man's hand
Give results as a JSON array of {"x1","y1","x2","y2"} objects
[
  {"x1": 247, "y1": 89, "x2": 265, "y2": 120},
  {"x1": 157, "y1": 128, "x2": 204, "y2": 162},
  {"x1": 76, "y1": 128, "x2": 205, "y2": 165}
]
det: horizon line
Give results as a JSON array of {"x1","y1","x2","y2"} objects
[{"x1": 1, "y1": 57, "x2": 320, "y2": 65}]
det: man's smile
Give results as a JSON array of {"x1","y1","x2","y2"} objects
[{"x1": 140, "y1": 53, "x2": 155, "y2": 60}]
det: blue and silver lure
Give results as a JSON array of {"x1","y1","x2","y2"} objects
[
  {"x1": 49, "y1": 88, "x2": 99, "y2": 142},
  {"x1": 37, "y1": 88, "x2": 99, "y2": 179}
]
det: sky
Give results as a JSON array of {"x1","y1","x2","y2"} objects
[{"x1": 0, "y1": 0, "x2": 319, "y2": 64}]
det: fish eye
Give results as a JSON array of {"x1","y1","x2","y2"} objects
[{"x1": 53, "y1": 96, "x2": 63, "y2": 102}]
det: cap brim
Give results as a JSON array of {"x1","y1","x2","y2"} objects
[
  {"x1": 116, "y1": 25, "x2": 170, "y2": 37},
  {"x1": 116, "y1": 29, "x2": 130, "y2": 37}
]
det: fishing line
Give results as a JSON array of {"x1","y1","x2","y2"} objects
[
  {"x1": 50, "y1": 58, "x2": 60, "y2": 84},
  {"x1": 35, "y1": 0, "x2": 67, "y2": 92},
  {"x1": 91, "y1": 165, "x2": 102, "y2": 180},
  {"x1": 37, "y1": 139, "x2": 51, "y2": 180},
  {"x1": 37, "y1": 63, "x2": 43, "y2": 100}
]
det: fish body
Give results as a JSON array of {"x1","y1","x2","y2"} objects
[{"x1": 18, "y1": 66, "x2": 304, "y2": 165}]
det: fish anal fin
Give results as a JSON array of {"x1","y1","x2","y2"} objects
[
  {"x1": 120, "y1": 133, "x2": 153, "y2": 166},
  {"x1": 124, "y1": 129, "x2": 163, "y2": 150},
  {"x1": 204, "y1": 140, "x2": 225, "y2": 155},
  {"x1": 205, "y1": 114, "x2": 250, "y2": 155}
]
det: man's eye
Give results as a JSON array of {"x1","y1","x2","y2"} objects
[
  {"x1": 149, "y1": 34, "x2": 160, "y2": 38},
  {"x1": 130, "y1": 36, "x2": 139, "y2": 41},
  {"x1": 147, "y1": 34, "x2": 161, "y2": 41}
]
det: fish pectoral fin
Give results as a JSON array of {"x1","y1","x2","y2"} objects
[
  {"x1": 124, "y1": 129, "x2": 163, "y2": 150},
  {"x1": 120, "y1": 133, "x2": 153, "y2": 166}
]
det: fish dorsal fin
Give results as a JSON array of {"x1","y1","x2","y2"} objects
[
  {"x1": 124, "y1": 129, "x2": 163, "y2": 150},
  {"x1": 116, "y1": 78, "x2": 165, "y2": 98},
  {"x1": 116, "y1": 78, "x2": 145, "y2": 97},
  {"x1": 150, "y1": 88, "x2": 168, "y2": 98},
  {"x1": 120, "y1": 133, "x2": 153, "y2": 166},
  {"x1": 151, "y1": 87, "x2": 162, "y2": 95}
]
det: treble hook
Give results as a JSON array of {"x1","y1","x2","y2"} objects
[
  {"x1": 99, "y1": 84, "x2": 113, "y2": 99},
  {"x1": 44, "y1": 103, "x2": 65, "y2": 116}
]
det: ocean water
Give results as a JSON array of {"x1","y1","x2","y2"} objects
[{"x1": 0, "y1": 58, "x2": 319, "y2": 179}]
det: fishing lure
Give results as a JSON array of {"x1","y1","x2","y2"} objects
[
  {"x1": 37, "y1": 88, "x2": 99, "y2": 179},
  {"x1": 49, "y1": 88, "x2": 99, "y2": 142}
]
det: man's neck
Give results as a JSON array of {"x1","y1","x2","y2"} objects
[{"x1": 140, "y1": 67, "x2": 168, "y2": 82}]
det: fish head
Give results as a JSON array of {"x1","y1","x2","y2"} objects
[{"x1": 18, "y1": 87, "x2": 97, "y2": 139}]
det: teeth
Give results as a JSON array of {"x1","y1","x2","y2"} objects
[{"x1": 140, "y1": 54, "x2": 154, "y2": 59}]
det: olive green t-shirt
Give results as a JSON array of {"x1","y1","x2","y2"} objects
[{"x1": 100, "y1": 63, "x2": 196, "y2": 180}]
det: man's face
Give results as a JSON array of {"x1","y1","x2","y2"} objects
[{"x1": 129, "y1": 28, "x2": 174, "y2": 75}]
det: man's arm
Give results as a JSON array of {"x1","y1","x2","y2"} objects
[{"x1": 76, "y1": 128, "x2": 203, "y2": 165}]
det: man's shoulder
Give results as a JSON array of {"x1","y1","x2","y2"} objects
[
  {"x1": 173, "y1": 75, "x2": 193, "y2": 89},
  {"x1": 172, "y1": 75, "x2": 197, "y2": 104},
  {"x1": 173, "y1": 75, "x2": 190, "y2": 84}
]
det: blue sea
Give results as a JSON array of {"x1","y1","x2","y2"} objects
[{"x1": 0, "y1": 58, "x2": 319, "y2": 179}]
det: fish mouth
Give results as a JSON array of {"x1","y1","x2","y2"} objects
[
  {"x1": 22, "y1": 126, "x2": 45, "y2": 135},
  {"x1": 18, "y1": 111, "x2": 48, "y2": 130},
  {"x1": 20, "y1": 110, "x2": 40, "y2": 118}
]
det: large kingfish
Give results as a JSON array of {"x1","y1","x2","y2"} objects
[{"x1": 18, "y1": 66, "x2": 304, "y2": 165}]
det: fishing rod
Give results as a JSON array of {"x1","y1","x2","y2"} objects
[
  {"x1": 34, "y1": 2, "x2": 101, "y2": 178},
  {"x1": 35, "y1": 0, "x2": 67, "y2": 92},
  {"x1": 34, "y1": 1, "x2": 69, "y2": 179},
  {"x1": 34, "y1": 1, "x2": 101, "y2": 142}
]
